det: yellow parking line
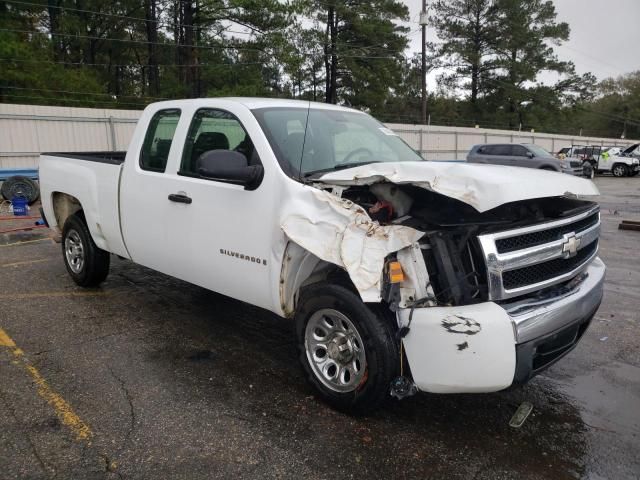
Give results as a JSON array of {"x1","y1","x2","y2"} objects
[
  {"x1": 0, "y1": 291, "x2": 109, "y2": 300},
  {"x1": 1, "y1": 258, "x2": 50, "y2": 268},
  {"x1": 0, "y1": 329, "x2": 16, "y2": 347},
  {"x1": 0, "y1": 327, "x2": 92, "y2": 441}
]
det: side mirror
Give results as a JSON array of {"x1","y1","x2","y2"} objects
[
  {"x1": 527, "y1": 151, "x2": 535, "y2": 158},
  {"x1": 197, "y1": 150, "x2": 263, "y2": 190}
]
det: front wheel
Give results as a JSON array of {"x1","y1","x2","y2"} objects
[
  {"x1": 295, "y1": 284, "x2": 399, "y2": 415},
  {"x1": 582, "y1": 161, "x2": 595, "y2": 179},
  {"x1": 612, "y1": 163, "x2": 628, "y2": 177},
  {"x1": 62, "y1": 213, "x2": 110, "y2": 287}
]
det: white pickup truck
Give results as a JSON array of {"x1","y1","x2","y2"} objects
[{"x1": 40, "y1": 98, "x2": 605, "y2": 413}]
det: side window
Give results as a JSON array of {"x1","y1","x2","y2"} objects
[
  {"x1": 484, "y1": 145, "x2": 510, "y2": 155},
  {"x1": 512, "y1": 145, "x2": 528, "y2": 157},
  {"x1": 180, "y1": 108, "x2": 257, "y2": 176},
  {"x1": 140, "y1": 109, "x2": 181, "y2": 172},
  {"x1": 493, "y1": 145, "x2": 512, "y2": 156}
]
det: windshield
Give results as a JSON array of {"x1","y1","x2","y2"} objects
[
  {"x1": 527, "y1": 144, "x2": 553, "y2": 157},
  {"x1": 252, "y1": 107, "x2": 424, "y2": 178}
]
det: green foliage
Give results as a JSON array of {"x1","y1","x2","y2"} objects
[{"x1": 0, "y1": 0, "x2": 637, "y2": 140}]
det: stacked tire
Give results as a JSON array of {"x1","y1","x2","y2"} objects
[{"x1": 0, "y1": 176, "x2": 40, "y2": 204}]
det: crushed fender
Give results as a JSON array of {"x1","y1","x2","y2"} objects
[{"x1": 281, "y1": 188, "x2": 424, "y2": 300}]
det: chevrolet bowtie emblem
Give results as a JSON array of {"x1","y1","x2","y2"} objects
[{"x1": 562, "y1": 233, "x2": 581, "y2": 258}]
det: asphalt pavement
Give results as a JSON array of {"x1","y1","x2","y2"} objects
[{"x1": 0, "y1": 176, "x2": 638, "y2": 479}]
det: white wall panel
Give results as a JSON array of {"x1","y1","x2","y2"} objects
[{"x1": 0, "y1": 103, "x2": 637, "y2": 170}]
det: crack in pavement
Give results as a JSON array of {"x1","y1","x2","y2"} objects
[
  {"x1": 0, "y1": 387, "x2": 55, "y2": 479},
  {"x1": 107, "y1": 366, "x2": 136, "y2": 450}
]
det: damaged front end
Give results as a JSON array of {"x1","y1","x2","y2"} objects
[{"x1": 282, "y1": 162, "x2": 604, "y2": 394}]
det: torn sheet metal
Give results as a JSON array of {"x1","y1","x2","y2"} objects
[
  {"x1": 398, "y1": 302, "x2": 516, "y2": 393},
  {"x1": 317, "y1": 161, "x2": 600, "y2": 213},
  {"x1": 281, "y1": 188, "x2": 424, "y2": 301}
]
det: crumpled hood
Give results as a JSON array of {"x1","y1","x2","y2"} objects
[{"x1": 317, "y1": 161, "x2": 599, "y2": 212}]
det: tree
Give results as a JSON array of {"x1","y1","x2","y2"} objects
[
  {"x1": 429, "y1": 0, "x2": 498, "y2": 107},
  {"x1": 301, "y1": 0, "x2": 409, "y2": 114},
  {"x1": 489, "y1": 0, "x2": 574, "y2": 127},
  {"x1": 571, "y1": 71, "x2": 640, "y2": 139}
]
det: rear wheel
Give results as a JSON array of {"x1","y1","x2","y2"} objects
[
  {"x1": 295, "y1": 284, "x2": 398, "y2": 415},
  {"x1": 62, "y1": 213, "x2": 110, "y2": 287},
  {"x1": 612, "y1": 163, "x2": 628, "y2": 177}
]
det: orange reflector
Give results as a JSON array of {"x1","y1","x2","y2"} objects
[{"x1": 388, "y1": 261, "x2": 404, "y2": 283}]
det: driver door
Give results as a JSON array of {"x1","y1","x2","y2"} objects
[{"x1": 163, "y1": 107, "x2": 275, "y2": 310}]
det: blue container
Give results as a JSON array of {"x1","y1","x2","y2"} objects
[{"x1": 12, "y1": 196, "x2": 28, "y2": 216}]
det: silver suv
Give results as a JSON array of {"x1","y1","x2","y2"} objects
[{"x1": 467, "y1": 143, "x2": 582, "y2": 175}]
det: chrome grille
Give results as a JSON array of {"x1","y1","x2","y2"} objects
[
  {"x1": 495, "y1": 212, "x2": 599, "y2": 253},
  {"x1": 477, "y1": 207, "x2": 600, "y2": 301},
  {"x1": 502, "y1": 241, "x2": 598, "y2": 290}
]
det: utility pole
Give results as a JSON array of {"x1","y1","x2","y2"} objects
[{"x1": 420, "y1": 1, "x2": 428, "y2": 124}]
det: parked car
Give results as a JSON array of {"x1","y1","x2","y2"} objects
[
  {"x1": 559, "y1": 145, "x2": 638, "y2": 177},
  {"x1": 39, "y1": 98, "x2": 604, "y2": 413},
  {"x1": 587, "y1": 144, "x2": 639, "y2": 177},
  {"x1": 467, "y1": 143, "x2": 582, "y2": 175}
]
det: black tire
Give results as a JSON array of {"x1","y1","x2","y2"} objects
[
  {"x1": 61, "y1": 213, "x2": 110, "y2": 287},
  {"x1": 295, "y1": 283, "x2": 399, "y2": 415},
  {"x1": 1, "y1": 176, "x2": 40, "y2": 204},
  {"x1": 582, "y1": 161, "x2": 595, "y2": 179},
  {"x1": 540, "y1": 166, "x2": 557, "y2": 171},
  {"x1": 612, "y1": 163, "x2": 628, "y2": 177}
]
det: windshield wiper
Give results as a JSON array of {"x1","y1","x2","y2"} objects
[{"x1": 303, "y1": 161, "x2": 381, "y2": 178}]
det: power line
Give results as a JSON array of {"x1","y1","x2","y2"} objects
[
  {"x1": 0, "y1": 28, "x2": 403, "y2": 59},
  {"x1": 482, "y1": 76, "x2": 640, "y2": 126},
  {"x1": 0, "y1": 85, "x2": 168, "y2": 100},
  {"x1": 0, "y1": 27, "x2": 267, "y2": 52},
  {"x1": 0, "y1": 93, "x2": 148, "y2": 107},
  {"x1": 0, "y1": 57, "x2": 265, "y2": 68},
  {"x1": 5, "y1": 0, "x2": 256, "y2": 34},
  {"x1": 3, "y1": 0, "x2": 410, "y2": 54}
]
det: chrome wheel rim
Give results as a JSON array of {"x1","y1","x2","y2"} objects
[
  {"x1": 64, "y1": 229, "x2": 85, "y2": 273},
  {"x1": 613, "y1": 166, "x2": 624, "y2": 176},
  {"x1": 304, "y1": 308, "x2": 367, "y2": 393}
]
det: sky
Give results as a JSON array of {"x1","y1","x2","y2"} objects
[{"x1": 405, "y1": 0, "x2": 640, "y2": 92}]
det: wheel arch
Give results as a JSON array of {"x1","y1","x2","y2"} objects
[
  {"x1": 51, "y1": 192, "x2": 109, "y2": 250},
  {"x1": 52, "y1": 192, "x2": 83, "y2": 229},
  {"x1": 280, "y1": 241, "x2": 359, "y2": 318}
]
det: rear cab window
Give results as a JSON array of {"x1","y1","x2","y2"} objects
[{"x1": 140, "y1": 109, "x2": 181, "y2": 172}]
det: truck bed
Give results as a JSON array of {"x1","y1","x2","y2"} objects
[
  {"x1": 39, "y1": 151, "x2": 129, "y2": 258},
  {"x1": 42, "y1": 151, "x2": 127, "y2": 165}
]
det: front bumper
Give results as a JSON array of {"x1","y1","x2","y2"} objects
[
  {"x1": 398, "y1": 257, "x2": 605, "y2": 393},
  {"x1": 562, "y1": 166, "x2": 584, "y2": 176}
]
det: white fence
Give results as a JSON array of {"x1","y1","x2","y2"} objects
[{"x1": 0, "y1": 103, "x2": 636, "y2": 169}]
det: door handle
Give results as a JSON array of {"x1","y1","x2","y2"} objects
[{"x1": 168, "y1": 193, "x2": 192, "y2": 204}]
